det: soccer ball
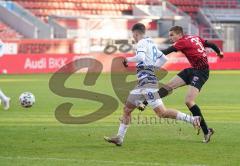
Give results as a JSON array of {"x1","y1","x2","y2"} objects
[{"x1": 19, "y1": 92, "x2": 35, "y2": 108}]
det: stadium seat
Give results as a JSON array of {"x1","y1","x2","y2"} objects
[
  {"x1": 14, "y1": 0, "x2": 133, "y2": 18},
  {"x1": 0, "y1": 21, "x2": 23, "y2": 39},
  {"x1": 202, "y1": 0, "x2": 238, "y2": 8}
]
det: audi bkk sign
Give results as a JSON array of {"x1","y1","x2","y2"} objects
[{"x1": 0, "y1": 52, "x2": 239, "y2": 74}]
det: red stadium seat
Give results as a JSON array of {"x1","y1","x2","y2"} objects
[
  {"x1": 0, "y1": 21, "x2": 23, "y2": 39},
  {"x1": 10, "y1": 0, "x2": 240, "y2": 39}
]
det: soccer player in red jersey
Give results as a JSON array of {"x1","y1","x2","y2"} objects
[{"x1": 139, "y1": 26, "x2": 223, "y2": 143}]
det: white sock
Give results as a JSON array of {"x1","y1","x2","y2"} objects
[
  {"x1": 0, "y1": 90, "x2": 8, "y2": 101},
  {"x1": 117, "y1": 123, "x2": 128, "y2": 140},
  {"x1": 176, "y1": 112, "x2": 194, "y2": 124}
]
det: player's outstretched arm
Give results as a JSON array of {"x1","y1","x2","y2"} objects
[
  {"x1": 161, "y1": 46, "x2": 178, "y2": 55},
  {"x1": 204, "y1": 40, "x2": 224, "y2": 58},
  {"x1": 122, "y1": 52, "x2": 145, "y2": 67},
  {"x1": 155, "y1": 53, "x2": 168, "y2": 68}
]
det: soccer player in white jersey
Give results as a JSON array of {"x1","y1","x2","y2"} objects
[
  {"x1": 104, "y1": 23, "x2": 201, "y2": 146},
  {"x1": 0, "y1": 39, "x2": 10, "y2": 110}
]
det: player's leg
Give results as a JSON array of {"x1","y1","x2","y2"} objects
[
  {"x1": 138, "y1": 69, "x2": 189, "y2": 111},
  {"x1": 144, "y1": 90, "x2": 201, "y2": 128},
  {"x1": 117, "y1": 101, "x2": 136, "y2": 138},
  {"x1": 158, "y1": 75, "x2": 186, "y2": 97},
  {"x1": 104, "y1": 92, "x2": 139, "y2": 146},
  {"x1": 0, "y1": 89, "x2": 10, "y2": 110},
  {"x1": 186, "y1": 68, "x2": 213, "y2": 142},
  {"x1": 104, "y1": 101, "x2": 136, "y2": 146},
  {"x1": 158, "y1": 68, "x2": 191, "y2": 98},
  {"x1": 185, "y1": 85, "x2": 213, "y2": 142},
  {"x1": 152, "y1": 101, "x2": 201, "y2": 128}
]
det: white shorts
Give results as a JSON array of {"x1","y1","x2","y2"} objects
[{"x1": 127, "y1": 88, "x2": 163, "y2": 109}]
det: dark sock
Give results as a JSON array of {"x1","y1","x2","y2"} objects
[
  {"x1": 158, "y1": 87, "x2": 170, "y2": 98},
  {"x1": 189, "y1": 104, "x2": 209, "y2": 135}
]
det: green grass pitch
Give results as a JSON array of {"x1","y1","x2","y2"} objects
[{"x1": 0, "y1": 71, "x2": 239, "y2": 166}]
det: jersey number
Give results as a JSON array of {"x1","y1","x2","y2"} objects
[
  {"x1": 147, "y1": 92, "x2": 154, "y2": 100},
  {"x1": 190, "y1": 38, "x2": 205, "y2": 53},
  {"x1": 152, "y1": 46, "x2": 158, "y2": 62}
]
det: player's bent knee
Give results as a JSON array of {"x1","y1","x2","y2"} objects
[
  {"x1": 155, "y1": 109, "x2": 168, "y2": 118},
  {"x1": 123, "y1": 106, "x2": 133, "y2": 115},
  {"x1": 160, "y1": 112, "x2": 168, "y2": 118}
]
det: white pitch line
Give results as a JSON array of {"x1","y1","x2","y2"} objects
[
  {"x1": 0, "y1": 155, "x2": 207, "y2": 166},
  {"x1": 0, "y1": 156, "x2": 162, "y2": 166}
]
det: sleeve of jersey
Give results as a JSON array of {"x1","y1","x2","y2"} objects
[
  {"x1": 126, "y1": 52, "x2": 145, "y2": 62},
  {"x1": 154, "y1": 51, "x2": 168, "y2": 68},
  {"x1": 173, "y1": 40, "x2": 185, "y2": 51},
  {"x1": 126, "y1": 41, "x2": 146, "y2": 63}
]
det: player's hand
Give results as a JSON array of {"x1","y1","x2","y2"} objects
[
  {"x1": 122, "y1": 59, "x2": 128, "y2": 67},
  {"x1": 217, "y1": 52, "x2": 224, "y2": 59}
]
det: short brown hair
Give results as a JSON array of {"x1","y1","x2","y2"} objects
[
  {"x1": 131, "y1": 23, "x2": 146, "y2": 34},
  {"x1": 169, "y1": 26, "x2": 183, "y2": 35}
]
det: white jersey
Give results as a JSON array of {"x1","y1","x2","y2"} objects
[
  {"x1": 128, "y1": 37, "x2": 167, "y2": 87},
  {"x1": 135, "y1": 37, "x2": 166, "y2": 68}
]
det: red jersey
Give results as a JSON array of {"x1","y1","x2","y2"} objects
[{"x1": 173, "y1": 35, "x2": 208, "y2": 69}]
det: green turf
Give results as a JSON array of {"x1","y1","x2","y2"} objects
[{"x1": 0, "y1": 71, "x2": 240, "y2": 166}]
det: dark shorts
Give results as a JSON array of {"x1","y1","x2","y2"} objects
[{"x1": 177, "y1": 68, "x2": 209, "y2": 91}]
